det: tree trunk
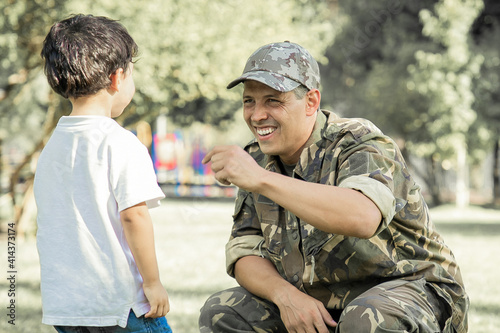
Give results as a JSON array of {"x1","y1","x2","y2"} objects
[
  {"x1": 428, "y1": 156, "x2": 442, "y2": 206},
  {"x1": 16, "y1": 178, "x2": 36, "y2": 239},
  {"x1": 408, "y1": 154, "x2": 443, "y2": 207},
  {"x1": 494, "y1": 139, "x2": 500, "y2": 206},
  {"x1": 455, "y1": 140, "x2": 470, "y2": 209},
  {"x1": 7, "y1": 91, "x2": 62, "y2": 233}
]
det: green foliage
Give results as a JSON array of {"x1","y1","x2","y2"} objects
[
  {"x1": 123, "y1": 0, "x2": 336, "y2": 126},
  {"x1": 321, "y1": 0, "x2": 490, "y2": 163},
  {"x1": 0, "y1": 0, "x2": 337, "y2": 153},
  {"x1": 0, "y1": 0, "x2": 69, "y2": 150},
  {"x1": 470, "y1": 6, "x2": 500, "y2": 162},
  {"x1": 409, "y1": 0, "x2": 484, "y2": 159},
  {"x1": 0, "y1": 0, "x2": 338, "y2": 218},
  {"x1": 3, "y1": 0, "x2": 500, "y2": 204},
  {"x1": 319, "y1": 0, "x2": 499, "y2": 205},
  {"x1": 321, "y1": 0, "x2": 437, "y2": 133}
]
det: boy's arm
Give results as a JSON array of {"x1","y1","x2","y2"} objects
[{"x1": 120, "y1": 202, "x2": 170, "y2": 318}]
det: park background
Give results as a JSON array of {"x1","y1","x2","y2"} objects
[{"x1": 1, "y1": 0, "x2": 499, "y2": 332}]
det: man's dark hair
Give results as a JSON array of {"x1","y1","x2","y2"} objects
[
  {"x1": 41, "y1": 14, "x2": 138, "y2": 99},
  {"x1": 293, "y1": 84, "x2": 309, "y2": 100},
  {"x1": 293, "y1": 84, "x2": 320, "y2": 112}
]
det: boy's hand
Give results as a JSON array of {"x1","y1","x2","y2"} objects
[
  {"x1": 120, "y1": 203, "x2": 170, "y2": 318},
  {"x1": 143, "y1": 281, "x2": 170, "y2": 318}
]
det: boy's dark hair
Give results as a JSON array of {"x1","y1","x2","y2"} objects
[{"x1": 41, "y1": 14, "x2": 138, "y2": 99}]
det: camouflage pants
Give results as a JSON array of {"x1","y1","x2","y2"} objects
[{"x1": 199, "y1": 278, "x2": 450, "y2": 332}]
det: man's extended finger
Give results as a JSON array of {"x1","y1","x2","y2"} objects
[{"x1": 202, "y1": 150, "x2": 215, "y2": 164}]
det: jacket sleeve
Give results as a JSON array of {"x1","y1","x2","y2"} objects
[
  {"x1": 225, "y1": 188, "x2": 267, "y2": 277},
  {"x1": 333, "y1": 130, "x2": 409, "y2": 236}
]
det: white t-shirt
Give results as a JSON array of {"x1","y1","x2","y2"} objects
[{"x1": 34, "y1": 116, "x2": 165, "y2": 327}]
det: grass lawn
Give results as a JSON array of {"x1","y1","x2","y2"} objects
[{"x1": 1, "y1": 199, "x2": 499, "y2": 332}]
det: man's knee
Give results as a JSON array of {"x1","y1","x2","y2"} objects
[
  {"x1": 199, "y1": 286, "x2": 285, "y2": 333},
  {"x1": 336, "y1": 280, "x2": 441, "y2": 332},
  {"x1": 199, "y1": 288, "x2": 241, "y2": 331},
  {"x1": 337, "y1": 298, "x2": 420, "y2": 332},
  {"x1": 337, "y1": 294, "x2": 410, "y2": 332}
]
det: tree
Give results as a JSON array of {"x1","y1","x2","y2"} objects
[
  {"x1": 410, "y1": 0, "x2": 484, "y2": 208},
  {"x1": 0, "y1": 0, "x2": 72, "y2": 234},
  {"x1": 471, "y1": 0, "x2": 500, "y2": 205},
  {"x1": 320, "y1": 0, "x2": 445, "y2": 204},
  {"x1": 0, "y1": 0, "x2": 338, "y2": 235},
  {"x1": 320, "y1": 0, "x2": 487, "y2": 207}
]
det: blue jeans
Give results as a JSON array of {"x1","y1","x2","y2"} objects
[{"x1": 54, "y1": 310, "x2": 172, "y2": 333}]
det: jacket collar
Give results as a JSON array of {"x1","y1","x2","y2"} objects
[{"x1": 294, "y1": 110, "x2": 328, "y2": 182}]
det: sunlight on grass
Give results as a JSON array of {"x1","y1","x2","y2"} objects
[
  {"x1": 0, "y1": 200, "x2": 498, "y2": 332},
  {"x1": 150, "y1": 199, "x2": 238, "y2": 332},
  {"x1": 432, "y1": 206, "x2": 500, "y2": 332}
]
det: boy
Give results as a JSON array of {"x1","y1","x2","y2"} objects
[{"x1": 34, "y1": 14, "x2": 172, "y2": 332}]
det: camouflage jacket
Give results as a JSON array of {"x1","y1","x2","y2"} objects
[{"x1": 226, "y1": 110, "x2": 469, "y2": 331}]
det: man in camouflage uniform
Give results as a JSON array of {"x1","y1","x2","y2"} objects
[{"x1": 199, "y1": 41, "x2": 469, "y2": 332}]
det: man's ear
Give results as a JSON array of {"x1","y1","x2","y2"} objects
[
  {"x1": 109, "y1": 68, "x2": 125, "y2": 92},
  {"x1": 306, "y1": 89, "x2": 321, "y2": 116}
]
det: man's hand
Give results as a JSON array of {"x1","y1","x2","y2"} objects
[
  {"x1": 235, "y1": 256, "x2": 337, "y2": 333},
  {"x1": 143, "y1": 280, "x2": 170, "y2": 318},
  {"x1": 274, "y1": 287, "x2": 337, "y2": 333},
  {"x1": 202, "y1": 145, "x2": 266, "y2": 191}
]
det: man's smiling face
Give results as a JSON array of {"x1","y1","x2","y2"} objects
[{"x1": 242, "y1": 80, "x2": 316, "y2": 165}]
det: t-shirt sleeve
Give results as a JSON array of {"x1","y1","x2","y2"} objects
[{"x1": 109, "y1": 131, "x2": 165, "y2": 212}]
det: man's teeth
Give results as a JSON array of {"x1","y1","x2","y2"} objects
[{"x1": 257, "y1": 128, "x2": 276, "y2": 136}]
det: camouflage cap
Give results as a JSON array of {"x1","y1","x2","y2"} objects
[{"x1": 227, "y1": 41, "x2": 320, "y2": 92}]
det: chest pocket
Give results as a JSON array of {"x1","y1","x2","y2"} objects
[{"x1": 302, "y1": 227, "x2": 334, "y2": 257}]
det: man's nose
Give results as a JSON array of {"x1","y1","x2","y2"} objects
[{"x1": 251, "y1": 104, "x2": 268, "y2": 122}]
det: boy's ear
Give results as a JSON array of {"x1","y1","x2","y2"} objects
[{"x1": 109, "y1": 68, "x2": 124, "y2": 92}]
